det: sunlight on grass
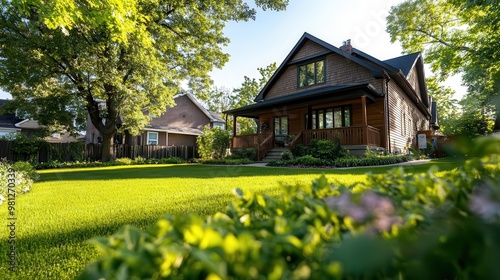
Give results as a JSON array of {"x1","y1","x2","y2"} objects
[{"x1": 0, "y1": 159, "x2": 464, "y2": 279}]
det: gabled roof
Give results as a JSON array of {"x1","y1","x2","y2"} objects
[
  {"x1": 179, "y1": 93, "x2": 226, "y2": 123},
  {"x1": 352, "y1": 48, "x2": 429, "y2": 108},
  {"x1": 254, "y1": 32, "x2": 386, "y2": 102},
  {"x1": 384, "y1": 53, "x2": 421, "y2": 77}
]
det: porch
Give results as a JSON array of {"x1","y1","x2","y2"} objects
[{"x1": 233, "y1": 125, "x2": 381, "y2": 161}]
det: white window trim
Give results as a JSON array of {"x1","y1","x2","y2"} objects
[{"x1": 147, "y1": 132, "x2": 159, "y2": 145}]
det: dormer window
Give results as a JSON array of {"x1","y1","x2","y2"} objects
[{"x1": 298, "y1": 59, "x2": 325, "y2": 88}]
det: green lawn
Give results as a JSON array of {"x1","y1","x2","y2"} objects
[{"x1": 0, "y1": 159, "x2": 464, "y2": 279}]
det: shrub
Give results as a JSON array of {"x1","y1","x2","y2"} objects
[
  {"x1": 334, "y1": 154, "x2": 411, "y2": 167},
  {"x1": 295, "y1": 155, "x2": 328, "y2": 166},
  {"x1": 229, "y1": 148, "x2": 257, "y2": 161},
  {"x1": 10, "y1": 134, "x2": 49, "y2": 162},
  {"x1": 81, "y1": 137, "x2": 500, "y2": 279},
  {"x1": 308, "y1": 138, "x2": 348, "y2": 160},
  {"x1": 281, "y1": 150, "x2": 294, "y2": 161},
  {"x1": 197, "y1": 126, "x2": 231, "y2": 160},
  {"x1": 195, "y1": 158, "x2": 254, "y2": 165},
  {"x1": 0, "y1": 159, "x2": 38, "y2": 204},
  {"x1": 291, "y1": 143, "x2": 308, "y2": 157}
]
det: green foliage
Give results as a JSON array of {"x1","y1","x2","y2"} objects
[
  {"x1": 334, "y1": 155, "x2": 411, "y2": 168},
  {"x1": 81, "y1": 136, "x2": 500, "y2": 279},
  {"x1": 0, "y1": 1, "x2": 289, "y2": 161},
  {"x1": 308, "y1": 139, "x2": 349, "y2": 160},
  {"x1": 198, "y1": 63, "x2": 278, "y2": 136},
  {"x1": 32, "y1": 157, "x2": 186, "y2": 169},
  {"x1": 387, "y1": 0, "x2": 500, "y2": 128},
  {"x1": 291, "y1": 143, "x2": 308, "y2": 157},
  {"x1": 0, "y1": 159, "x2": 38, "y2": 204},
  {"x1": 228, "y1": 148, "x2": 257, "y2": 161},
  {"x1": 194, "y1": 158, "x2": 254, "y2": 165},
  {"x1": 197, "y1": 126, "x2": 231, "y2": 160},
  {"x1": 281, "y1": 150, "x2": 294, "y2": 161},
  {"x1": 10, "y1": 134, "x2": 49, "y2": 162}
]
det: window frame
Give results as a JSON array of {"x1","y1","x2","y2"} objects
[
  {"x1": 147, "y1": 131, "x2": 159, "y2": 145},
  {"x1": 274, "y1": 116, "x2": 289, "y2": 136},
  {"x1": 297, "y1": 59, "x2": 326, "y2": 88},
  {"x1": 306, "y1": 105, "x2": 352, "y2": 129}
]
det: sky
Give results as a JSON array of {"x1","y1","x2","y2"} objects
[{"x1": 0, "y1": 0, "x2": 466, "y2": 100}]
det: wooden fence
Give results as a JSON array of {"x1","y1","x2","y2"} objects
[{"x1": 0, "y1": 141, "x2": 197, "y2": 162}]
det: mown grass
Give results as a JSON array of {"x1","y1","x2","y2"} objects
[{"x1": 0, "y1": 158, "x2": 465, "y2": 279}]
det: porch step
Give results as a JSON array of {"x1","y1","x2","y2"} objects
[{"x1": 261, "y1": 147, "x2": 289, "y2": 163}]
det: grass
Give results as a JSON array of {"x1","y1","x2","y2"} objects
[{"x1": 0, "y1": 158, "x2": 465, "y2": 279}]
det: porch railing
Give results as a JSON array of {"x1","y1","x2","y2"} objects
[
  {"x1": 301, "y1": 126, "x2": 381, "y2": 146},
  {"x1": 258, "y1": 134, "x2": 274, "y2": 161}
]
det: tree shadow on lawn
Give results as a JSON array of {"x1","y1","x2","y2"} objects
[{"x1": 38, "y1": 158, "x2": 465, "y2": 183}]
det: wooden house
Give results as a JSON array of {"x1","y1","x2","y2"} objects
[{"x1": 224, "y1": 33, "x2": 438, "y2": 160}]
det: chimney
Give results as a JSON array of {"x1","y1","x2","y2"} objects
[{"x1": 339, "y1": 39, "x2": 352, "y2": 54}]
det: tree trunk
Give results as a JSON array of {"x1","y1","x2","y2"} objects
[{"x1": 101, "y1": 133, "x2": 115, "y2": 162}]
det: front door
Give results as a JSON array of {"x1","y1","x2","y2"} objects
[{"x1": 274, "y1": 116, "x2": 288, "y2": 147}]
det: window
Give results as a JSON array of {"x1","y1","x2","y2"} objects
[
  {"x1": 298, "y1": 59, "x2": 325, "y2": 88},
  {"x1": 306, "y1": 105, "x2": 352, "y2": 129},
  {"x1": 274, "y1": 116, "x2": 288, "y2": 135},
  {"x1": 212, "y1": 122, "x2": 225, "y2": 129},
  {"x1": 147, "y1": 132, "x2": 158, "y2": 145}
]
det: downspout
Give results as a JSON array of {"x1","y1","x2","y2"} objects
[{"x1": 385, "y1": 77, "x2": 392, "y2": 154}]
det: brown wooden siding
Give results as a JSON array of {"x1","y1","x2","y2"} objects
[
  {"x1": 266, "y1": 53, "x2": 383, "y2": 100},
  {"x1": 406, "y1": 67, "x2": 421, "y2": 98},
  {"x1": 387, "y1": 80, "x2": 428, "y2": 153},
  {"x1": 291, "y1": 40, "x2": 330, "y2": 60}
]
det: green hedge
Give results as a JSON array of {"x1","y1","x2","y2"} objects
[
  {"x1": 80, "y1": 137, "x2": 500, "y2": 279},
  {"x1": 32, "y1": 157, "x2": 186, "y2": 169},
  {"x1": 194, "y1": 158, "x2": 254, "y2": 165},
  {"x1": 268, "y1": 154, "x2": 412, "y2": 168}
]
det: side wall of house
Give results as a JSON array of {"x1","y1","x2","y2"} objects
[
  {"x1": 387, "y1": 80, "x2": 429, "y2": 153},
  {"x1": 265, "y1": 41, "x2": 383, "y2": 100}
]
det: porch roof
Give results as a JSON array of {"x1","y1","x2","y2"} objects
[{"x1": 224, "y1": 83, "x2": 380, "y2": 118}]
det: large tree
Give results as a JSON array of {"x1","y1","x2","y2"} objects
[
  {"x1": 0, "y1": 0, "x2": 288, "y2": 161},
  {"x1": 386, "y1": 0, "x2": 500, "y2": 130}
]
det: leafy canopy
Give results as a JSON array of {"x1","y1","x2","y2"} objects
[
  {"x1": 0, "y1": 0, "x2": 288, "y2": 160},
  {"x1": 386, "y1": 0, "x2": 500, "y2": 127}
]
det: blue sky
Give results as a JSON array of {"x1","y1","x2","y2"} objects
[{"x1": 0, "y1": 0, "x2": 465, "y2": 100}]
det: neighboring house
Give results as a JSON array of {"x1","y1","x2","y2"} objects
[
  {"x1": 225, "y1": 33, "x2": 438, "y2": 160},
  {"x1": 0, "y1": 99, "x2": 82, "y2": 142},
  {"x1": 86, "y1": 93, "x2": 225, "y2": 146},
  {"x1": 0, "y1": 99, "x2": 21, "y2": 136}
]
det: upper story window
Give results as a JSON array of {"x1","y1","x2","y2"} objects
[{"x1": 298, "y1": 59, "x2": 325, "y2": 88}]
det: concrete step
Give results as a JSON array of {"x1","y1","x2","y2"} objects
[{"x1": 261, "y1": 148, "x2": 290, "y2": 162}]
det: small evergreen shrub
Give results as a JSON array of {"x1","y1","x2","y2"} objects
[
  {"x1": 308, "y1": 138, "x2": 348, "y2": 160},
  {"x1": 229, "y1": 148, "x2": 257, "y2": 161},
  {"x1": 281, "y1": 150, "x2": 294, "y2": 161},
  {"x1": 291, "y1": 143, "x2": 308, "y2": 157}
]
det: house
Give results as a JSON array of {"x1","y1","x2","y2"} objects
[
  {"x1": 0, "y1": 99, "x2": 83, "y2": 142},
  {"x1": 224, "y1": 33, "x2": 438, "y2": 160},
  {"x1": 0, "y1": 99, "x2": 21, "y2": 136},
  {"x1": 86, "y1": 93, "x2": 225, "y2": 146}
]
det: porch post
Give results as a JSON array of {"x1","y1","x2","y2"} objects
[
  {"x1": 361, "y1": 96, "x2": 369, "y2": 145},
  {"x1": 307, "y1": 106, "x2": 313, "y2": 130},
  {"x1": 232, "y1": 115, "x2": 237, "y2": 147}
]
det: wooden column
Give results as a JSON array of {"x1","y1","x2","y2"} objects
[
  {"x1": 232, "y1": 115, "x2": 237, "y2": 147},
  {"x1": 361, "y1": 96, "x2": 368, "y2": 145}
]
